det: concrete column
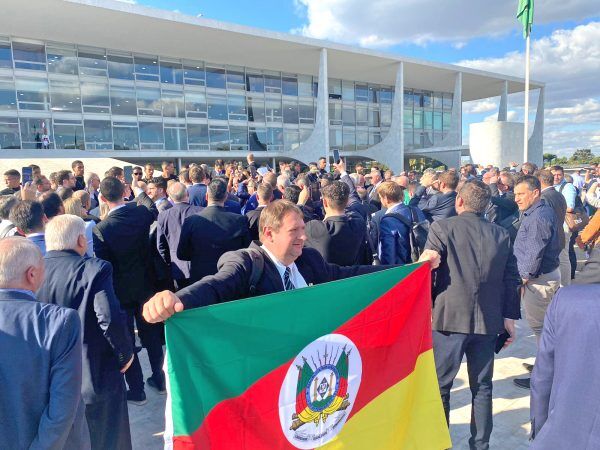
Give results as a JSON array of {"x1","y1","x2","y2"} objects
[
  {"x1": 498, "y1": 80, "x2": 508, "y2": 121},
  {"x1": 353, "y1": 62, "x2": 404, "y2": 173},
  {"x1": 177, "y1": 157, "x2": 182, "y2": 171},
  {"x1": 293, "y1": 48, "x2": 329, "y2": 167},
  {"x1": 528, "y1": 87, "x2": 545, "y2": 167},
  {"x1": 438, "y1": 72, "x2": 462, "y2": 147}
]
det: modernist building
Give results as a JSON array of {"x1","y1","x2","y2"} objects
[{"x1": 0, "y1": 0, "x2": 544, "y2": 171}]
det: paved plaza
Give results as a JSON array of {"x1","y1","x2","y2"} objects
[{"x1": 129, "y1": 318, "x2": 537, "y2": 449}]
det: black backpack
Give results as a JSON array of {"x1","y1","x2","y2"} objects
[{"x1": 381, "y1": 208, "x2": 429, "y2": 263}]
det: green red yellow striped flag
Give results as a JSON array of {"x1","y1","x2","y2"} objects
[{"x1": 164, "y1": 263, "x2": 451, "y2": 449}]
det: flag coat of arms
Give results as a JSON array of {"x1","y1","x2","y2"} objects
[{"x1": 164, "y1": 263, "x2": 451, "y2": 449}]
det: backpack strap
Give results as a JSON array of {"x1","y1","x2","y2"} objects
[
  {"x1": 242, "y1": 248, "x2": 265, "y2": 297},
  {"x1": 558, "y1": 183, "x2": 565, "y2": 194},
  {"x1": 383, "y1": 212, "x2": 413, "y2": 229}
]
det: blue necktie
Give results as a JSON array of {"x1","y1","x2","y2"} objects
[{"x1": 284, "y1": 267, "x2": 295, "y2": 291}]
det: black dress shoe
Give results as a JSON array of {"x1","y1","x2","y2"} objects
[
  {"x1": 514, "y1": 378, "x2": 531, "y2": 390},
  {"x1": 127, "y1": 390, "x2": 148, "y2": 405},
  {"x1": 523, "y1": 363, "x2": 534, "y2": 373},
  {"x1": 147, "y1": 376, "x2": 167, "y2": 395}
]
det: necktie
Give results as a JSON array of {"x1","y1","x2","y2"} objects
[{"x1": 284, "y1": 267, "x2": 295, "y2": 291}]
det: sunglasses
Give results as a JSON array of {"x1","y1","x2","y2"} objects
[{"x1": 133, "y1": 172, "x2": 142, "y2": 176}]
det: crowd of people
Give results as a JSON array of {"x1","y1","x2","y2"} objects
[{"x1": 1, "y1": 154, "x2": 599, "y2": 449}]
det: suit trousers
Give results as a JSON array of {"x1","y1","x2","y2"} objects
[
  {"x1": 433, "y1": 331, "x2": 496, "y2": 450},
  {"x1": 124, "y1": 305, "x2": 165, "y2": 393},
  {"x1": 85, "y1": 387, "x2": 131, "y2": 450},
  {"x1": 559, "y1": 240, "x2": 571, "y2": 287},
  {"x1": 522, "y1": 269, "x2": 561, "y2": 337}
]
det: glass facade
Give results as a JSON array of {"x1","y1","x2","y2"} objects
[{"x1": 0, "y1": 36, "x2": 453, "y2": 153}]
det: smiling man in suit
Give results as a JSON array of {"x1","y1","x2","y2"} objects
[{"x1": 143, "y1": 200, "x2": 441, "y2": 323}]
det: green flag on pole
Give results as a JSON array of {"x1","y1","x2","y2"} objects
[{"x1": 517, "y1": 0, "x2": 534, "y2": 38}]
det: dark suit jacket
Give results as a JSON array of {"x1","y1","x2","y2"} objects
[
  {"x1": 177, "y1": 243, "x2": 391, "y2": 309},
  {"x1": 541, "y1": 187, "x2": 567, "y2": 249},
  {"x1": 0, "y1": 290, "x2": 89, "y2": 450},
  {"x1": 178, "y1": 205, "x2": 251, "y2": 283},
  {"x1": 93, "y1": 202, "x2": 155, "y2": 308},
  {"x1": 573, "y1": 247, "x2": 600, "y2": 284},
  {"x1": 187, "y1": 183, "x2": 208, "y2": 207},
  {"x1": 246, "y1": 205, "x2": 266, "y2": 241},
  {"x1": 487, "y1": 184, "x2": 518, "y2": 224},
  {"x1": 425, "y1": 211, "x2": 521, "y2": 335},
  {"x1": 37, "y1": 250, "x2": 133, "y2": 403},
  {"x1": 411, "y1": 186, "x2": 457, "y2": 223},
  {"x1": 157, "y1": 202, "x2": 203, "y2": 280},
  {"x1": 530, "y1": 284, "x2": 600, "y2": 448},
  {"x1": 225, "y1": 198, "x2": 242, "y2": 214},
  {"x1": 305, "y1": 214, "x2": 371, "y2": 266}
]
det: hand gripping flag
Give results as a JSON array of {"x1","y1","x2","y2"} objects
[{"x1": 164, "y1": 263, "x2": 451, "y2": 449}]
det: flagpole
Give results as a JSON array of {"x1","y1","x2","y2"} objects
[{"x1": 523, "y1": 32, "x2": 530, "y2": 163}]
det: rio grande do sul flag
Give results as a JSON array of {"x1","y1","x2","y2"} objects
[{"x1": 164, "y1": 263, "x2": 451, "y2": 449}]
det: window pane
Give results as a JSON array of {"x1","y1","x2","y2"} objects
[
  {"x1": 162, "y1": 91, "x2": 185, "y2": 118},
  {"x1": 207, "y1": 93, "x2": 227, "y2": 120},
  {"x1": 343, "y1": 130, "x2": 355, "y2": 151},
  {"x1": 47, "y1": 47, "x2": 78, "y2": 75},
  {"x1": 134, "y1": 56, "x2": 159, "y2": 81},
  {"x1": 81, "y1": 81, "x2": 110, "y2": 113},
  {"x1": 107, "y1": 54, "x2": 134, "y2": 80},
  {"x1": 423, "y1": 92, "x2": 432, "y2": 108},
  {"x1": 369, "y1": 108, "x2": 380, "y2": 127},
  {"x1": 139, "y1": 122, "x2": 163, "y2": 144},
  {"x1": 443, "y1": 93, "x2": 453, "y2": 109},
  {"x1": 184, "y1": 62, "x2": 205, "y2": 86},
  {"x1": 356, "y1": 131, "x2": 368, "y2": 150},
  {"x1": 433, "y1": 111, "x2": 443, "y2": 130},
  {"x1": 368, "y1": 85, "x2": 378, "y2": 103},
  {"x1": 378, "y1": 88, "x2": 393, "y2": 104},
  {"x1": 381, "y1": 106, "x2": 392, "y2": 126},
  {"x1": 0, "y1": 122, "x2": 20, "y2": 149},
  {"x1": 404, "y1": 108, "x2": 413, "y2": 127},
  {"x1": 355, "y1": 84, "x2": 368, "y2": 102},
  {"x1": 246, "y1": 73, "x2": 264, "y2": 93},
  {"x1": 299, "y1": 101, "x2": 314, "y2": 123},
  {"x1": 329, "y1": 102, "x2": 342, "y2": 124},
  {"x1": 164, "y1": 127, "x2": 187, "y2": 150},
  {"x1": 264, "y1": 74, "x2": 281, "y2": 93},
  {"x1": 284, "y1": 129, "x2": 300, "y2": 152},
  {"x1": 50, "y1": 79, "x2": 82, "y2": 113},
  {"x1": 267, "y1": 127, "x2": 283, "y2": 146},
  {"x1": 13, "y1": 42, "x2": 46, "y2": 70},
  {"x1": 113, "y1": 124, "x2": 139, "y2": 150},
  {"x1": 329, "y1": 129, "x2": 342, "y2": 148},
  {"x1": 20, "y1": 117, "x2": 52, "y2": 149},
  {"x1": 84, "y1": 119, "x2": 112, "y2": 149},
  {"x1": 265, "y1": 97, "x2": 282, "y2": 122},
  {"x1": 54, "y1": 124, "x2": 84, "y2": 149},
  {"x1": 228, "y1": 94, "x2": 247, "y2": 120},
  {"x1": 433, "y1": 93, "x2": 443, "y2": 109},
  {"x1": 342, "y1": 105, "x2": 355, "y2": 126},
  {"x1": 0, "y1": 42, "x2": 12, "y2": 69},
  {"x1": 283, "y1": 101, "x2": 298, "y2": 124},
  {"x1": 110, "y1": 85, "x2": 137, "y2": 115},
  {"x1": 423, "y1": 110, "x2": 433, "y2": 129},
  {"x1": 230, "y1": 126, "x2": 248, "y2": 150},
  {"x1": 282, "y1": 76, "x2": 298, "y2": 96},
  {"x1": 413, "y1": 92, "x2": 423, "y2": 107},
  {"x1": 342, "y1": 81, "x2": 354, "y2": 101},
  {"x1": 443, "y1": 112, "x2": 451, "y2": 130},
  {"x1": 209, "y1": 127, "x2": 230, "y2": 151},
  {"x1": 413, "y1": 110, "x2": 423, "y2": 129},
  {"x1": 356, "y1": 106, "x2": 368, "y2": 126},
  {"x1": 249, "y1": 127, "x2": 267, "y2": 151},
  {"x1": 369, "y1": 131, "x2": 381, "y2": 146},
  {"x1": 78, "y1": 50, "x2": 107, "y2": 77},
  {"x1": 136, "y1": 87, "x2": 162, "y2": 116},
  {"x1": 298, "y1": 75, "x2": 312, "y2": 97},
  {"x1": 16, "y1": 78, "x2": 49, "y2": 110},
  {"x1": 404, "y1": 130, "x2": 414, "y2": 149},
  {"x1": 206, "y1": 67, "x2": 226, "y2": 89},
  {"x1": 185, "y1": 91, "x2": 207, "y2": 118},
  {"x1": 328, "y1": 79, "x2": 342, "y2": 96},
  {"x1": 226, "y1": 69, "x2": 245, "y2": 90},
  {"x1": 247, "y1": 97, "x2": 265, "y2": 123},
  {"x1": 160, "y1": 61, "x2": 183, "y2": 85},
  {"x1": 187, "y1": 124, "x2": 209, "y2": 145},
  {"x1": 0, "y1": 77, "x2": 17, "y2": 111}
]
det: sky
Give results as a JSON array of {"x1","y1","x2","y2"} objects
[{"x1": 120, "y1": 0, "x2": 599, "y2": 156}]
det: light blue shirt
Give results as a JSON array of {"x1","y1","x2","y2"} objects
[
  {"x1": 554, "y1": 181, "x2": 577, "y2": 210},
  {"x1": 0, "y1": 288, "x2": 35, "y2": 299},
  {"x1": 260, "y1": 245, "x2": 308, "y2": 290}
]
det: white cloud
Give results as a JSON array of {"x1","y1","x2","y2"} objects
[
  {"x1": 293, "y1": 0, "x2": 598, "y2": 47},
  {"x1": 463, "y1": 99, "x2": 499, "y2": 114},
  {"x1": 458, "y1": 22, "x2": 600, "y2": 155},
  {"x1": 114, "y1": 0, "x2": 137, "y2": 4},
  {"x1": 483, "y1": 110, "x2": 518, "y2": 122}
]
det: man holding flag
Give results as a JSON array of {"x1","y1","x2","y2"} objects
[{"x1": 143, "y1": 200, "x2": 450, "y2": 449}]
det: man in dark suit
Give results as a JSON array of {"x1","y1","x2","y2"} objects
[
  {"x1": 143, "y1": 200, "x2": 441, "y2": 322},
  {"x1": 9, "y1": 200, "x2": 47, "y2": 255},
  {"x1": 93, "y1": 177, "x2": 164, "y2": 404},
  {"x1": 157, "y1": 182, "x2": 203, "y2": 289},
  {"x1": 366, "y1": 167, "x2": 383, "y2": 210},
  {"x1": 304, "y1": 181, "x2": 371, "y2": 266},
  {"x1": 538, "y1": 170, "x2": 569, "y2": 287},
  {"x1": 246, "y1": 182, "x2": 272, "y2": 241},
  {"x1": 187, "y1": 166, "x2": 209, "y2": 207},
  {"x1": 410, "y1": 170, "x2": 458, "y2": 223},
  {"x1": 178, "y1": 179, "x2": 251, "y2": 283},
  {"x1": 147, "y1": 177, "x2": 172, "y2": 213},
  {"x1": 530, "y1": 284, "x2": 600, "y2": 448},
  {"x1": 38, "y1": 215, "x2": 133, "y2": 450},
  {"x1": 0, "y1": 237, "x2": 89, "y2": 449},
  {"x1": 425, "y1": 180, "x2": 521, "y2": 450},
  {"x1": 486, "y1": 171, "x2": 518, "y2": 224}
]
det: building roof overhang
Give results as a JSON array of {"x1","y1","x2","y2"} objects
[{"x1": 1, "y1": 0, "x2": 544, "y2": 101}]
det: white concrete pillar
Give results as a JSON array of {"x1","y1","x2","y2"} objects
[{"x1": 498, "y1": 80, "x2": 508, "y2": 121}]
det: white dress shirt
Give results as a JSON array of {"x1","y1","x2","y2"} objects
[{"x1": 261, "y1": 245, "x2": 308, "y2": 290}]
